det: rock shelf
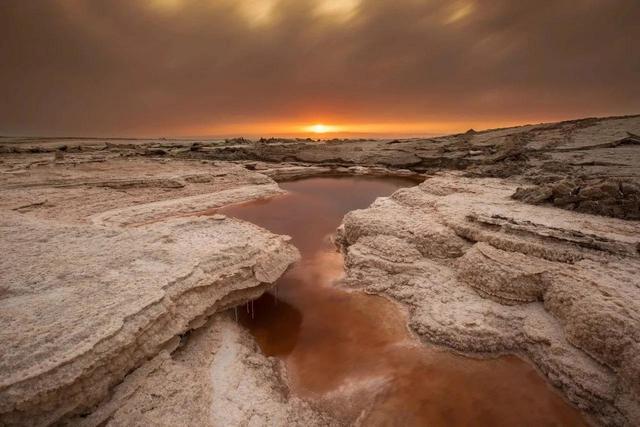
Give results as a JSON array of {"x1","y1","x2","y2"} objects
[{"x1": 336, "y1": 174, "x2": 640, "y2": 425}]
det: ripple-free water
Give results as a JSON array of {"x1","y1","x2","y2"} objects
[{"x1": 216, "y1": 177, "x2": 587, "y2": 426}]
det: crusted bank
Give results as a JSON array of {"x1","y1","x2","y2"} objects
[
  {"x1": 336, "y1": 173, "x2": 640, "y2": 425},
  {"x1": 0, "y1": 160, "x2": 302, "y2": 425},
  {"x1": 71, "y1": 315, "x2": 337, "y2": 427}
]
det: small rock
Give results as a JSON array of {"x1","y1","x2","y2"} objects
[{"x1": 211, "y1": 214, "x2": 226, "y2": 221}]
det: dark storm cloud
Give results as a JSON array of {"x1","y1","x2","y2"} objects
[{"x1": 1, "y1": 0, "x2": 639, "y2": 136}]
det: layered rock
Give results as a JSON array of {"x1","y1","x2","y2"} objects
[
  {"x1": 0, "y1": 158, "x2": 305, "y2": 426},
  {"x1": 90, "y1": 183, "x2": 285, "y2": 227},
  {"x1": 336, "y1": 173, "x2": 640, "y2": 426},
  {"x1": 0, "y1": 158, "x2": 275, "y2": 223},
  {"x1": 0, "y1": 210, "x2": 299, "y2": 425}
]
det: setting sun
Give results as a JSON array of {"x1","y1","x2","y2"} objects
[{"x1": 308, "y1": 123, "x2": 335, "y2": 134}]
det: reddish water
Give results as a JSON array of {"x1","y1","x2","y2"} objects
[{"x1": 217, "y1": 177, "x2": 588, "y2": 426}]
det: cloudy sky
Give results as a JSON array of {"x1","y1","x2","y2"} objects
[{"x1": 1, "y1": 0, "x2": 639, "y2": 137}]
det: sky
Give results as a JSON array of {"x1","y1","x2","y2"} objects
[{"x1": 1, "y1": 0, "x2": 639, "y2": 138}]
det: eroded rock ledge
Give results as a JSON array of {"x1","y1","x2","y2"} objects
[
  {"x1": 0, "y1": 199, "x2": 298, "y2": 425},
  {"x1": 336, "y1": 173, "x2": 640, "y2": 426},
  {"x1": 0, "y1": 159, "x2": 299, "y2": 425}
]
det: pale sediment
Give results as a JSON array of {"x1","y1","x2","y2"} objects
[
  {"x1": 0, "y1": 159, "x2": 303, "y2": 426},
  {"x1": 71, "y1": 315, "x2": 337, "y2": 427},
  {"x1": 336, "y1": 173, "x2": 640, "y2": 426},
  {"x1": 90, "y1": 183, "x2": 286, "y2": 227},
  {"x1": 0, "y1": 211, "x2": 299, "y2": 425},
  {"x1": 0, "y1": 158, "x2": 275, "y2": 223}
]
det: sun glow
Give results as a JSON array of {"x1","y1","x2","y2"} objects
[
  {"x1": 183, "y1": 119, "x2": 530, "y2": 139},
  {"x1": 308, "y1": 123, "x2": 337, "y2": 134}
]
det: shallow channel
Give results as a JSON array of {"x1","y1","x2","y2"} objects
[{"x1": 216, "y1": 176, "x2": 587, "y2": 426}]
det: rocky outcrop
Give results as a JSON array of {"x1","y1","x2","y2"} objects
[
  {"x1": 0, "y1": 211, "x2": 299, "y2": 425},
  {"x1": 0, "y1": 159, "x2": 276, "y2": 223},
  {"x1": 336, "y1": 173, "x2": 640, "y2": 426}
]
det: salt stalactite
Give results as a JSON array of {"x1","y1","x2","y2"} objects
[
  {"x1": 274, "y1": 285, "x2": 278, "y2": 305},
  {"x1": 246, "y1": 301, "x2": 250, "y2": 313},
  {"x1": 234, "y1": 306, "x2": 238, "y2": 322},
  {"x1": 251, "y1": 299, "x2": 255, "y2": 319}
]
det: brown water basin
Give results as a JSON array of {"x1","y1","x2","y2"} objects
[{"x1": 216, "y1": 177, "x2": 588, "y2": 426}]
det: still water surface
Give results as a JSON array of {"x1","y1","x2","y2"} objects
[{"x1": 216, "y1": 177, "x2": 587, "y2": 426}]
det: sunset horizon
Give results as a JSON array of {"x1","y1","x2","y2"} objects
[
  {"x1": 2, "y1": 1, "x2": 639, "y2": 138},
  {"x1": 4, "y1": 113, "x2": 639, "y2": 140}
]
